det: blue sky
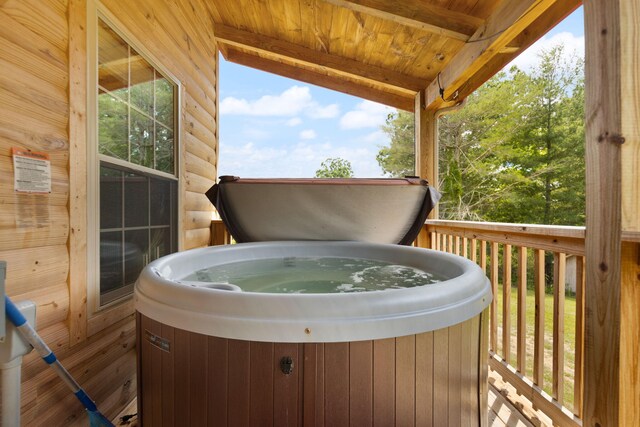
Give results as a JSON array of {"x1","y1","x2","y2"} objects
[{"x1": 218, "y1": 7, "x2": 584, "y2": 178}]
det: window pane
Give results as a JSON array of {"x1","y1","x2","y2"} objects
[
  {"x1": 124, "y1": 171, "x2": 149, "y2": 227},
  {"x1": 130, "y1": 50, "x2": 154, "y2": 117},
  {"x1": 124, "y1": 229, "x2": 148, "y2": 285},
  {"x1": 155, "y1": 76, "x2": 174, "y2": 129},
  {"x1": 150, "y1": 178, "x2": 171, "y2": 225},
  {"x1": 98, "y1": 19, "x2": 128, "y2": 100},
  {"x1": 150, "y1": 228, "x2": 171, "y2": 261},
  {"x1": 155, "y1": 127, "x2": 174, "y2": 174},
  {"x1": 100, "y1": 231, "x2": 123, "y2": 294},
  {"x1": 98, "y1": 93, "x2": 128, "y2": 160},
  {"x1": 130, "y1": 110, "x2": 154, "y2": 168},
  {"x1": 100, "y1": 166, "x2": 122, "y2": 229}
]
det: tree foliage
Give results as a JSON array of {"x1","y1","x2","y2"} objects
[
  {"x1": 377, "y1": 111, "x2": 415, "y2": 177},
  {"x1": 377, "y1": 46, "x2": 585, "y2": 225},
  {"x1": 315, "y1": 157, "x2": 355, "y2": 178}
]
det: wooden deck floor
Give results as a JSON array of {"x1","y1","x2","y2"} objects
[{"x1": 113, "y1": 383, "x2": 536, "y2": 427}]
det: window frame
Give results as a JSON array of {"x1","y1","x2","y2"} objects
[{"x1": 87, "y1": 3, "x2": 182, "y2": 316}]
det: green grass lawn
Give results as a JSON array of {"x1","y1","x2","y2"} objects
[{"x1": 494, "y1": 284, "x2": 578, "y2": 412}]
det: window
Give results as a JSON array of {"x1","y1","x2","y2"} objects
[{"x1": 96, "y1": 17, "x2": 178, "y2": 306}]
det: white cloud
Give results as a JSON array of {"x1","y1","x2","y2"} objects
[
  {"x1": 285, "y1": 117, "x2": 302, "y2": 126},
  {"x1": 218, "y1": 140, "x2": 386, "y2": 178},
  {"x1": 307, "y1": 103, "x2": 340, "y2": 119},
  {"x1": 299, "y1": 129, "x2": 317, "y2": 140},
  {"x1": 508, "y1": 32, "x2": 584, "y2": 73},
  {"x1": 340, "y1": 101, "x2": 394, "y2": 130},
  {"x1": 220, "y1": 85, "x2": 340, "y2": 119},
  {"x1": 242, "y1": 128, "x2": 271, "y2": 141}
]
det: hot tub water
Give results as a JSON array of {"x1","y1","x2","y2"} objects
[{"x1": 183, "y1": 256, "x2": 446, "y2": 293}]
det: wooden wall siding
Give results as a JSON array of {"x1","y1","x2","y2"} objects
[
  {"x1": 139, "y1": 313, "x2": 487, "y2": 426},
  {"x1": 0, "y1": 0, "x2": 218, "y2": 424}
]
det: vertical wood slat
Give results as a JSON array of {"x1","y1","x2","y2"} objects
[
  {"x1": 396, "y1": 335, "x2": 416, "y2": 427},
  {"x1": 430, "y1": 231, "x2": 437, "y2": 249},
  {"x1": 174, "y1": 328, "x2": 191, "y2": 426},
  {"x1": 415, "y1": 332, "x2": 434, "y2": 426},
  {"x1": 574, "y1": 256, "x2": 585, "y2": 416},
  {"x1": 502, "y1": 244, "x2": 512, "y2": 364},
  {"x1": 462, "y1": 237, "x2": 469, "y2": 259},
  {"x1": 435, "y1": 233, "x2": 441, "y2": 251},
  {"x1": 448, "y1": 324, "x2": 462, "y2": 426},
  {"x1": 250, "y1": 342, "x2": 274, "y2": 426},
  {"x1": 324, "y1": 343, "x2": 350, "y2": 426},
  {"x1": 189, "y1": 332, "x2": 209, "y2": 425},
  {"x1": 161, "y1": 323, "x2": 175, "y2": 426},
  {"x1": 490, "y1": 242, "x2": 499, "y2": 351},
  {"x1": 208, "y1": 336, "x2": 228, "y2": 426},
  {"x1": 517, "y1": 246, "x2": 528, "y2": 374},
  {"x1": 373, "y1": 338, "x2": 396, "y2": 426},
  {"x1": 433, "y1": 328, "x2": 449, "y2": 426},
  {"x1": 454, "y1": 235, "x2": 461, "y2": 255},
  {"x1": 274, "y1": 343, "x2": 300, "y2": 426},
  {"x1": 349, "y1": 341, "x2": 373, "y2": 426},
  {"x1": 553, "y1": 253, "x2": 566, "y2": 403},
  {"x1": 533, "y1": 249, "x2": 545, "y2": 386},
  {"x1": 471, "y1": 238, "x2": 477, "y2": 263},
  {"x1": 228, "y1": 340, "x2": 250, "y2": 427},
  {"x1": 448, "y1": 234, "x2": 454, "y2": 253},
  {"x1": 480, "y1": 241, "x2": 487, "y2": 274}
]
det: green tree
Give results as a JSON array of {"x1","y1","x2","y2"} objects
[
  {"x1": 377, "y1": 111, "x2": 415, "y2": 177},
  {"x1": 376, "y1": 45, "x2": 585, "y2": 226},
  {"x1": 315, "y1": 157, "x2": 354, "y2": 178}
]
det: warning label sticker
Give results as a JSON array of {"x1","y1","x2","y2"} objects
[{"x1": 12, "y1": 147, "x2": 51, "y2": 194}]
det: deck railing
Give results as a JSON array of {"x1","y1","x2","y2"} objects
[
  {"x1": 210, "y1": 219, "x2": 587, "y2": 426},
  {"x1": 422, "y1": 220, "x2": 585, "y2": 426}
]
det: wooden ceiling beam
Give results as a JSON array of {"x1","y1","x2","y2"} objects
[
  {"x1": 323, "y1": 0, "x2": 482, "y2": 41},
  {"x1": 425, "y1": 0, "x2": 581, "y2": 110},
  {"x1": 214, "y1": 23, "x2": 426, "y2": 92},
  {"x1": 224, "y1": 47, "x2": 415, "y2": 111}
]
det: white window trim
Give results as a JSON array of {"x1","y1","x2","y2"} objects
[{"x1": 86, "y1": 0, "x2": 182, "y2": 316}]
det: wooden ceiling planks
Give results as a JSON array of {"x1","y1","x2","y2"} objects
[{"x1": 209, "y1": 0, "x2": 580, "y2": 111}]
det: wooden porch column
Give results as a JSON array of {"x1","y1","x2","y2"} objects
[
  {"x1": 415, "y1": 90, "x2": 437, "y2": 193},
  {"x1": 415, "y1": 90, "x2": 437, "y2": 248},
  {"x1": 584, "y1": 0, "x2": 640, "y2": 425}
]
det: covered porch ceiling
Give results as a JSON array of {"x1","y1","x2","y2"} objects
[{"x1": 207, "y1": 0, "x2": 581, "y2": 112}]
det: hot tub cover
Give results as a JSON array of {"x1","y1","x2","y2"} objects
[{"x1": 206, "y1": 176, "x2": 441, "y2": 245}]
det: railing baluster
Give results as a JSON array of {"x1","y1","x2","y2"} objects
[
  {"x1": 517, "y1": 246, "x2": 527, "y2": 374},
  {"x1": 430, "y1": 232, "x2": 437, "y2": 250},
  {"x1": 422, "y1": 220, "x2": 587, "y2": 424},
  {"x1": 470, "y1": 239, "x2": 477, "y2": 263},
  {"x1": 533, "y1": 249, "x2": 545, "y2": 387},
  {"x1": 502, "y1": 244, "x2": 512, "y2": 364},
  {"x1": 490, "y1": 242, "x2": 499, "y2": 352},
  {"x1": 480, "y1": 241, "x2": 487, "y2": 274},
  {"x1": 574, "y1": 256, "x2": 585, "y2": 416},
  {"x1": 553, "y1": 253, "x2": 566, "y2": 403}
]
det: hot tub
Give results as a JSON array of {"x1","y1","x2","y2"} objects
[{"x1": 134, "y1": 177, "x2": 491, "y2": 426}]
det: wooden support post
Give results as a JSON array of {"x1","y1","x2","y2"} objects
[
  {"x1": 68, "y1": 0, "x2": 88, "y2": 346},
  {"x1": 584, "y1": 0, "x2": 640, "y2": 425},
  {"x1": 415, "y1": 90, "x2": 438, "y2": 221}
]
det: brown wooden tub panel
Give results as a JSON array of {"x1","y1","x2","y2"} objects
[{"x1": 137, "y1": 311, "x2": 489, "y2": 426}]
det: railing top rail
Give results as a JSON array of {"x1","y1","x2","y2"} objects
[{"x1": 425, "y1": 220, "x2": 586, "y2": 238}]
